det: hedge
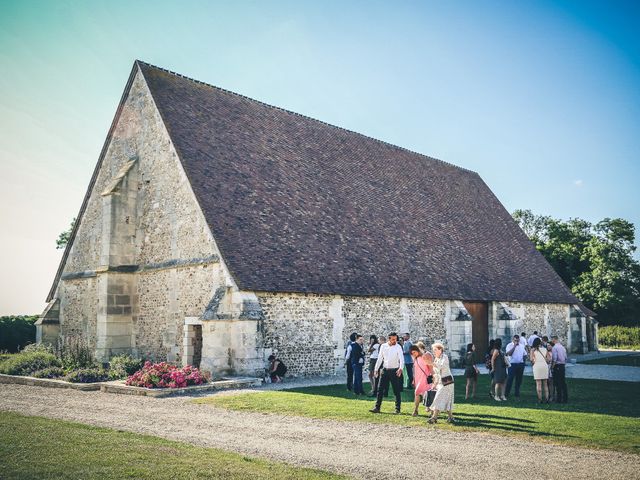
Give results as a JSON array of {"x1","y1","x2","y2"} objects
[
  {"x1": 0, "y1": 315, "x2": 38, "y2": 353},
  {"x1": 599, "y1": 326, "x2": 640, "y2": 349}
]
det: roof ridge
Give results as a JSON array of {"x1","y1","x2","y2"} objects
[{"x1": 134, "y1": 59, "x2": 477, "y2": 175}]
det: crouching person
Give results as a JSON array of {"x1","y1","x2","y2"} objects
[{"x1": 268, "y1": 354, "x2": 287, "y2": 383}]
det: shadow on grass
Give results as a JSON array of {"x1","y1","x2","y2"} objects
[
  {"x1": 289, "y1": 376, "x2": 640, "y2": 418},
  {"x1": 453, "y1": 412, "x2": 536, "y2": 423}
]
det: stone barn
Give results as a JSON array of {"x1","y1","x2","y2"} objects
[{"x1": 37, "y1": 60, "x2": 597, "y2": 377}]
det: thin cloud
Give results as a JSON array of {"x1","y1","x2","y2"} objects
[{"x1": 574, "y1": 179, "x2": 584, "y2": 187}]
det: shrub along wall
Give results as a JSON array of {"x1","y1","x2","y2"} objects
[
  {"x1": 0, "y1": 316, "x2": 38, "y2": 353},
  {"x1": 599, "y1": 326, "x2": 640, "y2": 349}
]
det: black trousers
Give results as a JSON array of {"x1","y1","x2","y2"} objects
[
  {"x1": 375, "y1": 368, "x2": 403, "y2": 411},
  {"x1": 346, "y1": 362, "x2": 354, "y2": 391},
  {"x1": 505, "y1": 363, "x2": 525, "y2": 397},
  {"x1": 372, "y1": 367, "x2": 388, "y2": 396},
  {"x1": 405, "y1": 362, "x2": 414, "y2": 389},
  {"x1": 553, "y1": 364, "x2": 568, "y2": 403}
]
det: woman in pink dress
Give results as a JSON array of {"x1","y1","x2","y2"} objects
[{"x1": 410, "y1": 345, "x2": 433, "y2": 416}]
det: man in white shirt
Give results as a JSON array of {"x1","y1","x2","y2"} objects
[
  {"x1": 505, "y1": 334, "x2": 527, "y2": 398},
  {"x1": 369, "y1": 332, "x2": 405, "y2": 414},
  {"x1": 551, "y1": 336, "x2": 568, "y2": 403},
  {"x1": 519, "y1": 332, "x2": 528, "y2": 348},
  {"x1": 527, "y1": 331, "x2": 540, "y2": 347}
]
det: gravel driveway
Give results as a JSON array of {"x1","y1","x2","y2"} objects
[{"x1": 1, "y1": 383, "x2": 638, "y2": 480}]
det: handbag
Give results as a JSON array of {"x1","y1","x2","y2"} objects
[
  {"x1": 422, "y1": 390, "x2": 437, "y2": 408},
  {"x1": 503, "y1": 353, "x2": 511, "y2": 368},
  {"x1": 415, "y1": 358, "x2": 434, "y2": 384},
  {"x1": 440, "y1": 375, "x2": 454, "y2": 386}
]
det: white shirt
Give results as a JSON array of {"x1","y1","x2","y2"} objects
[
  {"x1": 519, "y1": 337, "x2": 527, "y2": 348},
  {"x1": 344, "y1": 342, "x2": 352, "y2": 362},
  {"x1": 374, "y1": 343, "x2": 405, "y2": 371},
  {"x1": 527, "y1": 334, "x2": 540, "y2": 347},
  {"x1": 506, "y1": 342, "x2": 526, "y2": 363},
  {"x1": 369, "y1": 343, "x2": 380, "y2": 360}
]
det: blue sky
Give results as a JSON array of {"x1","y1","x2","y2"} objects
[{"x1": 0, "y1": 0, "x2": 638, "y2": 314}]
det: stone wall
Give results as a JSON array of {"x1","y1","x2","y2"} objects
[
  {"x1": 52, "y1": 67, "x2": 233, "y2": 362},
  {"x1": 490, "y1": 302, "x2": 570, "y2": 347},
  {"x1": 257, "y1": 292, "x2": 450, "y2": 377},
  {"x1": 57, "y1": 277, "x2": 99, "y2": 350},
  {"x1": 135, "y1": 264, "x2": 222, "y2": 362}
]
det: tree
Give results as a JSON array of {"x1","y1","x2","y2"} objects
[
  {"x1": 513, "y1": 210, "x2": 640, "y2": 327},
  {"x1": 56, "y1": 218, "x2": 76, "y2": 250}
]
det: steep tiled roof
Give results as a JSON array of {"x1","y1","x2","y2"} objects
[{"x1": 59, "y1": 60, "x2": 580, "y2": 304}]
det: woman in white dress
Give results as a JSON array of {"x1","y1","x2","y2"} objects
[
  {"x1": 367, "y1": 335, "x2": 380, "y2": 396},
  {"x1": 530, "y1": 337, "x2": 551, "y2": 403},
  {"x1": 426, "y1": 342, "x2": 455, "y2": 424}
]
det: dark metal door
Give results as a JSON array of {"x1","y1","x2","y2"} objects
[{"x1": 463, "y1": 302, "x2": 489, "y2": 362}]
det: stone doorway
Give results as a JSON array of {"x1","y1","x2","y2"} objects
[
  {"x1": 183, "y1": 318, "x2": 203, "y2": 368},
  {"x1": 464, "y1": 302, "x2": 489, "y2": 362}
]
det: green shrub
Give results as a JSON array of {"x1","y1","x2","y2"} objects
[
  {"x1": 599, "y1": 326, "x2": 640, "y2": 349},
  {"x1": 22, "y1": 343, "x2": 55, "y2": 354},
  {"x1": 32, "y1": 367, "x2": 65, "y2": 379},
  {"x1": 59, "y1": 337, "x2": 96, "y2": 371},
  {"x1": 108, "y1": 354, "x2": 142, "y2": 380},
  {"x1": 0, "y1": 316, "x2": 38, "y2": 353},
  {"x1": 65, "y1": 368, "x2": 109, "y2": 383},
  {"x1": 0, "y1": 351, "x2": 61, "y2": 376}
]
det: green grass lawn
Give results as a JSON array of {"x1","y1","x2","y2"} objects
[
  {"x1": 0, "y1": 411, "x2": 345, "y2": 480},
  {"x1": 579, "y1": 354, "x2": 640, "y2": 367},
  {"x1": 198, "y1": 375, "x2": 640, "y2": 454}
]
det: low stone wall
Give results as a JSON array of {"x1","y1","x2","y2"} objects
[
  {"x1": 0, "y1": 374, "x2": 101, "y2": 391},
  {"x1": 100, "y1": 377, "x2": 262, "y2": 397}
]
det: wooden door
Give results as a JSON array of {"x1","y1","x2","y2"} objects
[{"x1": 463, "y1": 302, "x2": 489, "y2": 363}]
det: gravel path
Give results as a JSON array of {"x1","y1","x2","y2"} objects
[{"x1": 1, "y1": 384, "x2": 639, "y2": 480}]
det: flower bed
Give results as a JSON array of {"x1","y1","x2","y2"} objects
[{"x1": 125, "y1": 362, "x2": 207, "y2": 389}]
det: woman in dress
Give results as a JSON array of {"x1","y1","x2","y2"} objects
[
  {"x1": 367, "y1": 335, "x2": 379, "y2": 396},
  {"x1": 427, "y1": 342, "x2": 455, "y2": 424},
  {"x1": 409, "y1": 345, "x2": 433, "y2": 416},
  {"x1": 464, "y1": 343, "x2": 479, "y2": 400},
  {"x1": 491, "y1": 338, "x2": 507, "y2": 401},
  {"x1": 485, "y1": 339, "x2": 496, "y2": 398},
  {"x1": 530, "y1": 337, "x2": 551, "y2": 403}
]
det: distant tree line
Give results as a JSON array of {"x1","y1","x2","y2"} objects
[
  {"x1": 513, "y1": 209, "x2": 640, "y2": 327},
  {"x1": 0, "y1": 316, "x2": 38, "y2": 352}
]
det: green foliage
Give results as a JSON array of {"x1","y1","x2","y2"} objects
[
  {"x1": 579, "y1": 354, "x2": 640, "y2": 366},
  {"x1": 59, "y1": 336, "x2": 96, "y2": 371},
  {"x1": 22, "y1": 343, "x2": 55, "y2": 354},
  {"x1": 0, "y1": 316, "x2": 38, "y2": 353},
  {"x1": 65, "y1": 367, "x2": 109, "y2": 383},
  {"x1": 0, "y1": 412, "x2": 345, "y2": 480},
  {"x1": 0, "y1": 350, "x2": 61, "y2": 376},
  {"x1": 512, "y1": 210, "x2": 640, "y2": 326},
  {"x1": 598, "y1": 326, "x2": 640, "y2": 349},
  {"x1": 56, "y1": 218, "x2": 76, "y2": 250},
  {"x1": 32, "y1": 366, "x2": 66, "y2": 378},
  {"x1": 108, "y1": 354, "x2": 143, "y2": 380}
]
